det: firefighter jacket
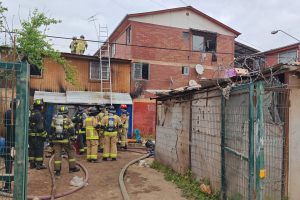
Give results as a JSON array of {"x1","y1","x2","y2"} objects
[
  {"x1": 83, "y1": 116, "x2": 99, "y2": 140},
  {"x1": 120, "y1": 111, "x2": 129, "y2": 129},
  {"x1": 51, "y1": 114, "x2": 75, "y2": 143},
  {"x1": 29, "y1": 109, "x2": 47, "y2": 138},
  {"x1": 101, "y1": 114, "x2": 122, "y2": 137},
  {"x1": 72, "y1": 112, "x2": 86, "y2": 134}
]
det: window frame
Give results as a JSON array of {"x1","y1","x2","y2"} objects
[
  {"x1": 132, "y1": 62, "x2": 150, "y2": 80},
  {"x1": 278, "y1": 50, "x2": 298, "y2": 64},
  {"x1": 30, "y1": 64, "x2": 43, "y2": 79},
  {"x1": 191, "y1": 30, "x2": 217, "y2": 52},
  {"x1": 89, "y1": 61, "x2": 109, "y2": 81},
  {"x1": 111, "y1": 42, "x2": 116, "y2": 57},
  {"x1": 182, "y1": 66, "x2": 189, "y2": 76},
  {"x1": 192, "y1": 35, "x2": 205, "y2": 51},
  {"x1": 126, "y1": 26, "x2": 132, "y2": 45}
]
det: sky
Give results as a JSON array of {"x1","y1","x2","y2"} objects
[{"x1": 1, "y1": 0, "x2": 300, "y2": 55}]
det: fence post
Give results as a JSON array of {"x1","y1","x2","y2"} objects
[
  {"x1": 248, "y1": 84, "x2": 255, "y2": 200},
  {"x1": 13, "y1": 62, "x2": 29, "y2": 200},
  {"x1": 221, "y1": 95, "x2": 226, "y2": 200},
  {"x1": 255, "y1": 81, "x2": 265, "y2": 200}
]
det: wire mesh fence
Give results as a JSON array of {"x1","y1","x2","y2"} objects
[
  {"x1": 0, "y1": 61, "x2": 29, "y2": 200},
  {"x1": 156, "y1": 81, "x2": 289, "y2": 200}
]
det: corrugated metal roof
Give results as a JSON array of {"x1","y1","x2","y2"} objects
[{"x1": 34, "y1": 91, "x2": 132, "y2": 105}]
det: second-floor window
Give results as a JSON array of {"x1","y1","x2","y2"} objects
[
  {"x1": 279, "y1": 50, "x2": 298, "y2": 64},
  {"x1": 90, "y1": 61, "x2": 109, "y2": 81},
  {"x1": 111, "y1": 42, "x2": 116, "y2": 57},
  {"x1": 133, "y1": 63, "x2": 149, "y2": 80},
  {"x1": 182, "y1": 66, "x2": 189, "y2": 75},
  {"x1": 192, "y1": 30, "x2": 217, "y2": 52},
  {"x1": 126, "y1": 26, "x2": 131, "y2": 44}
]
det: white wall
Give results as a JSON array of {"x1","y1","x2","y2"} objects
[
  {"x1": 288, "y1": 87, "x2": 300, "y2": 200},
  {"x1": 129, "y1": 9, "x2": 237, "y2": 37}
]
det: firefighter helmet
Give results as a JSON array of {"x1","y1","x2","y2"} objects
[
  {"x1": 108, "y1": 105, "x2": 116, "y2": 114},
  {"x1": 34, "y1": 99, "x2": 44, "y2": 106},
  {"x1": 59, "y1": 106, "x2": 69, "y2": 114},
  {"x1": 89, "y1": 107, "x2": 98, "y2": 115},
  {"x1": 120, "y1": 104, "x2": 127, "y2": 109}
]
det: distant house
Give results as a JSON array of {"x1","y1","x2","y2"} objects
[
  {"x1": 97, "y1": 6, "x2": 241, "y2": 135},
  {"x1": 263, "y1": 43, "x2": 300, "y2": 66}
]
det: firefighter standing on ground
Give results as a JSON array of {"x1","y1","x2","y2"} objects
[
  {"x1": 120, "y1": 104, "x2": 129, "y2": 149},
  {"x1": 101, "y1": 105, "x2": 122, "y2": 161},
  {"x1": 84, "y1": 107, "x2": 99, "y2": 162},
  {"x1": 51, "y1": 106, "x2": 80, "y2": 176},
  {"x1": 72, "y1": 106, "x2": 87, "y2": 155},
  {"x1": 29, "y1": 99, "x2": 47, "y2": 170},
  {"x1": 76, "y1": 35, "x2": 87, "y2": 55},
  {"x1": 96, "y1": 104, "x2": 106, "y2": 152}
]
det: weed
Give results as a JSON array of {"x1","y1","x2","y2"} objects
[{"x1": 151, "y1": 160, "x2": 220, "y2": 200}]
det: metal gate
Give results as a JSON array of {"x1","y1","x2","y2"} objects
[
  {"x1": 221, "y1": 82, "x2": 289, "y2": 200},
  {"x1": 0, "y1": 61, "x2": 29, "y2": 199}
]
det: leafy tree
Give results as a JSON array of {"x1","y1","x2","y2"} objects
[
  {"x1": 0, "y1": 1, "x2": 7, "y2": 30},
  {"x1": 16, "y1": 9, "x2": 77, "y2": 84}
]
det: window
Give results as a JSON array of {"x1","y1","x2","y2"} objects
[
  {"x1": 279, "y1": 50, "x2": 298, "y2": 64},
  {"x1": 30, "y1": 64, "x2": 42, "y2": 77},
  {"x1": 126, "y1": 26, "x2": 131, "y2": 44},
  {"x1": 182, "y1": 66, "x2": 189, "y2": 75},
  {"x1": 192, "y1": 35, "x2": 205, "y2": 51},
  {"x1": 111, "y1": 42, "x2": 116, "y2": 57},
  {"x1": 133, "y1": 63, "x2": 149, "y2": 80},
  {"x1": 191, "y1": 30, "x2": 217, "y2": 52},
  {"x1": 182, "y1": 32, "x2": 190, "y2": 40},
  {"x1": 89, "y1": 61, "x2": 109, "y2": 80}
]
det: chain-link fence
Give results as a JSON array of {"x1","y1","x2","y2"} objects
[{"x1": 156, "y1": 81, "x2": 289, "y2": 200}]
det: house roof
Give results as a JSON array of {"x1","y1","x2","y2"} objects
[
  {"x1": 235, "y1": 41, "x2": 260, "y2": 57},
  {"x1": 261, "y1": 42, "x2": 300, "y2": 55},
  {"x1": 34, "y1": 91, "x2": 133, "y2": 105},
  {"x1": 61, "y1": 52, "x2": 131, "y2": 63}
]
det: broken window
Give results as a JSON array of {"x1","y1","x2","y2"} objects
[
  {"x1": 126, "y1": 26, "x2": 131, "y2": 45},
  {"x1": 89, "y1": 61, "x2": 109, "y2": 81},
  {"x1": 30, "y1": 64, "x2": 42, "y2": 77},
  {"x1": 191, "y1": 30, "x2": 217, "y2": 52},
  {"x1": 133, "y1": 63, "x2": 149, "y2": 80}
]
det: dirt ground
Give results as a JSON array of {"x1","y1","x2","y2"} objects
[{"x1": 27, "y1": 150, "x2": 186, "y2": 200}]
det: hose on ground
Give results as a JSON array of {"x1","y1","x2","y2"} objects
[
  {"x1": 0, "y1": 156, "x2": 89, "y2": 200},
  {"x1": 119, "y1": 153, "x2": 151, "y2": 200}
]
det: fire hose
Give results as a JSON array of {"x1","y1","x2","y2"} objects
[{"x1": 0, "y1": 155, "x2": 89, "y2": 199}]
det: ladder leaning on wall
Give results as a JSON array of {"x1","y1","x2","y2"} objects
[{"x1": 98, "y1": 25, "x2": 112, "y2": 105}]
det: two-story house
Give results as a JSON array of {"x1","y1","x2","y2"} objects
[{"x1": 98, "y1": 6, "x2": 240, "y2": 136}]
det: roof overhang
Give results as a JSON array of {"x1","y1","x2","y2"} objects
[{"x1": 34, "y1": 91, "x2": 133, "y2": 105}]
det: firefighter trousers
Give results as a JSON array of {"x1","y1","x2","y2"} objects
[
  {"x1": 98, "y1": 130, "x2": 104, "y2": 150},
  {"x1": 78, "y1": 133, "x2": 86, "y2": 153},
  {"x1": 29, "y1": 136, "x2": 45, "y2": 166},
  {"x1": 120, "y1": 128, "x2": 128, "y2": 148},
  {"x1": 53, "y1": 142, "x2": 76, "y2": 172},
  {"x1": 103, "y1": 132, "x2": 118, "y2": 159},
  {"x1": 86, "y1": 139, "x2": 99, "y2": 160}
]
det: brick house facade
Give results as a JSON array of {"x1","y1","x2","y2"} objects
[{"x1": 99, "y1": 6, "x2": 241, "y2": 136}]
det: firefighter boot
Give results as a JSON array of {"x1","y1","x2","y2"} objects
[
  {"x1": 36, "y1": 164, "x2": 47, "y2": 170},
  {"x1": 69, "y1": 166, "x2": 80, "y2": 173},
  {"x1": 30, "y1": 161, "x2": 36, "y2": 169},
  {"x1": 55, "y1": 171, "x2": 61, "y2": 176}
]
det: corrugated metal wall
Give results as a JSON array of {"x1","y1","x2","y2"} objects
[{"x1": 30, "y1": 58, "x2": 131, "y2": 93}]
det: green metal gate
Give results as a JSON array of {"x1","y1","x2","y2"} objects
[
  {"x1": 221, "y1": 82, "x2": 289, "y2": 200},
  {"x1": 0, "y1": 61, "x2": 29, "y2": 200}
]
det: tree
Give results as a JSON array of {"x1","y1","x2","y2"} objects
[
  {"x1": 16, "y1": 9, "x2": 77, "y2": 84},
  {"x1": 0, "y1": 1, "x2": 77, "y2": 84}
]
